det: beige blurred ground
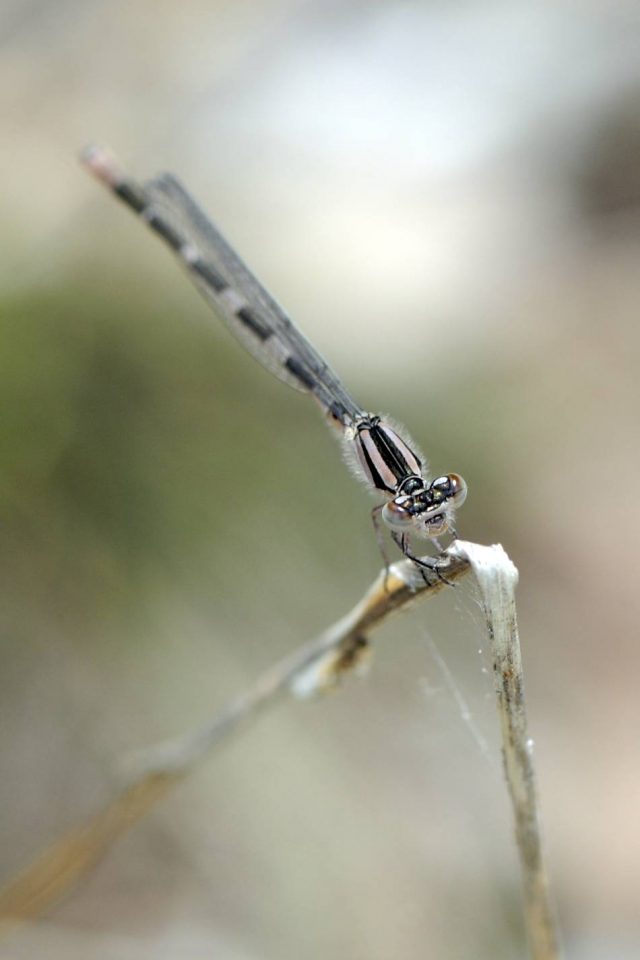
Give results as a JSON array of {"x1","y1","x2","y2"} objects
[{"x1": 1, "y1": 1, "x2": 640, "y2": 958}]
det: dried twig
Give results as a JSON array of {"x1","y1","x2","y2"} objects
[
  {"x1": 0, "y1": 550, "x2": 469, "y2": 931},
  {"x1": 452, "y1": 541, "x2": 562, "y2": 960},
  {"x1": 0, "y1": 542, "x2": 561, "y2": 959}
]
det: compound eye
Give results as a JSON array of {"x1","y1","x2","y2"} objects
[
  {"x1": 430, "y1": 473, "x2": 467, "y2": 507},
  {"x1": 381, "y1": 499, "x2": 414, "y2": 531},
  {"x1": 431, "y1": 476, "x2": 451, "y2": 495},
  {"x1": 446, "y1": 473, "x2": 468, "y2": 507}
]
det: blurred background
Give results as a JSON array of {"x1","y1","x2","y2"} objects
[{"x1": 1, "y1": 1, "x2": 639, "y2": 957}]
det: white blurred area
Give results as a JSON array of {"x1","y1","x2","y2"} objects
[
  {"x1": 2, "y1": 2, "x2": 640, "y2": 958},
  {"x1": 3, "y1": 0, "x2": 638, "y2": 370}
]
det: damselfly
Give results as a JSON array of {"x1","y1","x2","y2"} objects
[{"x1": 82, "y1": 147, "x2": 467, "y2": 579}]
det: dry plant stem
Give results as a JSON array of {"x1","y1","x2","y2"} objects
[
  {"x1": 121, "y1": 549, "x2": 470, "y2": 777},
  {"x1": 0, "y1": 542, "x2": 562, "y2": 960},
  {"x1": 452, "y1": 541, "x2": 562, "y2": 960},
  {"x1": 0, "y1": 550, "x2": 469, "y2": 929}
]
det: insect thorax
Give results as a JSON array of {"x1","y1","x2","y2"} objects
[{"x1": 343, "y1": 415, "x2": 425, "y2": 495}]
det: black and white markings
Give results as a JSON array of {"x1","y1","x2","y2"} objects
[
  {"x1": 82, "y1": 146, "x2": 467, "y2": 573},
  {"x1": 355, "y1": 416, "x2": 423, "y2": 494}
]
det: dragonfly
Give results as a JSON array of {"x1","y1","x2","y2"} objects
[{"x1": 82, "y1": 147, "x2": 467, "y2": 581}]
